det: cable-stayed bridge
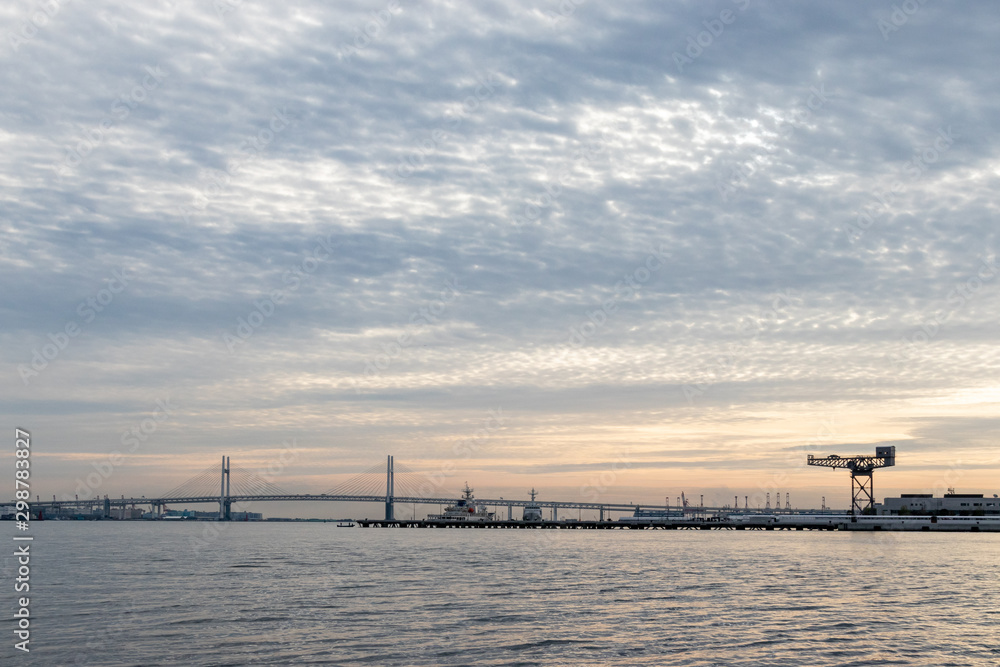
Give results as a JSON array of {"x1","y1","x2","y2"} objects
[{"x1": 23, "y1": 455, "x2": 691, "y2": 521}]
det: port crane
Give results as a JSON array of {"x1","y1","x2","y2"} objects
[{"x1": 807, "y1": 446, "x2": 895, "y2": 515}]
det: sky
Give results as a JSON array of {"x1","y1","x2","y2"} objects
[{"x1": 2, "y1": 0, "x2": 998, "y2": 518}]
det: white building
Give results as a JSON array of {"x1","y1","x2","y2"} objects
[{"x1": 879, "y1": 493, "x2": 1000, "y2": 516}]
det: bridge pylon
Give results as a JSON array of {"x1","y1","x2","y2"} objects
[
  {"x1": 219, "y1": 456, "x2": 231, "y2": 520},
  {"x1": 384, "y1": 455, "x2": 395, "y2": 521}
]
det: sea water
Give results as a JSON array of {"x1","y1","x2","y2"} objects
[{"x1": 5, "y1": 522, "x2": 998, "y2": 665}]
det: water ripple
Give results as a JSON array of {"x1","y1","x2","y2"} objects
[{"x1": 7, "y1": 524, "x2": 999, "y2": 666}]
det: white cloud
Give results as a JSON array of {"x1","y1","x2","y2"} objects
[{"x1": 2, "y1": 0, "x2": 998, "y2": 505}]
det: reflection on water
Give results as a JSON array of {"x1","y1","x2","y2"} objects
[{"x1": 7, "y1": 523, "x2": 999, "y2": 666}]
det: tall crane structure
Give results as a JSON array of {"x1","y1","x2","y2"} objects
[{"x1": 807, "y1": 446, "x2": 896, "y2": 515}]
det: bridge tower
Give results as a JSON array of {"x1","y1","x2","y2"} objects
[
  {"x1": 225, "y1": 456, "x2": 231, "y2": 519},
  {"x1": 384, "y1": 455, "x2": 395, "y2": 521},
  {"x1": 219, "y1": 456, "x2": 231, "y2": 520}
]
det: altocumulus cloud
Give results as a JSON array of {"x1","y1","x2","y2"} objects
[{"x1": 1, "y1": 0, "x2": 998, "y2": 504}]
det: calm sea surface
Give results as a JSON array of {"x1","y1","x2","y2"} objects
[{"x1": 4, "y1": 522, "x2": 999, "y2": 666}]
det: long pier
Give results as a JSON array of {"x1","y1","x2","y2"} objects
[
  {"x1": 356, "y1": 516, "x2": 1000, "y2": 532},
  {"x1": 357, "y1": 519, "x2": 770, "y2": 529}
]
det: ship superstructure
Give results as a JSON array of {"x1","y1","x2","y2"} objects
[
  {"x1": 427, "y1": 483, "x2": 494, "y2": 522},
  {"x1": 522, "y1": 488, "x2": 543, "y2": 522}
]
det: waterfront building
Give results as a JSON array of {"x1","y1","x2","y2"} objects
[{"x1": 878, "y1": 492, "x2": 1000, "y2": 516}]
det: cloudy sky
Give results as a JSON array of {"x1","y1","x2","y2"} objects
[{"x1": 3, "y1": 0, "x2": 998, "y2": 515}]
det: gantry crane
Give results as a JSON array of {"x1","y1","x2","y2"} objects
[{"x1": 807, "y1": 446, "x2": 896, "y2": 515}]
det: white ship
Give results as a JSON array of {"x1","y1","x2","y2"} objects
[
  {"x1": 523, "y1": 488, "x2": 543, "y2": 522},
  {"x1": 428, "y1": 483, "x2": 494, "y2": 523}
]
